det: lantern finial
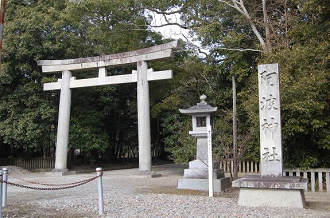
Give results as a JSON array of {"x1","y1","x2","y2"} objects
[{"x1": 200, "y1": 94, "x2": 207, "y2": 104}]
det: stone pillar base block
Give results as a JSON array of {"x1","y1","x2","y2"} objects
[
  {"x1": 238, "y1": 188, "x2": 305, "y2": 208},
  {"x1": 177, "y1": 177, "x2": 230, "y2": 192},
  {"x1": 135, "y1": 170, "x2": 161, "y2": 178},
  {"x1": 47, "y1": 169, "x2": 76, "y2": 176}
]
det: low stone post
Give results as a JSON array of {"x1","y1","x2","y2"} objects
[
  {"x1": 2, "y1": 168, "x2": 7, "y2": 207},
  {"x1": 0, "y1": 170, "x2": 3, "y2": 218},
  {"x1": 96, "y1": 168, "x2": 104, "y2": 215}
]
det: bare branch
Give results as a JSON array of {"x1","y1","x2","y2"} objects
[
  {"x1": 150, "y1": 23, "x2": 188, "y2": 29},
  {"x1": 218, "y1": 0, "x2": 235, "y2": 8},
  {"x1": 218, "y1": 0, "x2": 267, "y2": 50},
  {"x1": 147, "y1": 8, "x2": 184, "y2": 15},
  {"x1": 214, "y1": 47, "x2": 262, "y2": 52},
  {"x1": 181, "y1": 34, "x2": 210, "y2": 57},
  {"x1": 237, "y1": 0, "x2": 250, "y2": 16},
  {"x1": 162, "y1": 13, "x2": 189, "y2": 29},
  {"x1": 239, "y1": 0, "x2": 244, "y2": 6},
  {"x1": 201, "y1": 73, "x2": 216, "y2": 94},
  {"x1": 197, "y1": 48, "x2": 209, "y2": 57}
]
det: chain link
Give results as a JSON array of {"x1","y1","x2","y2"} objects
[{"x1": 0, "y1": 174, "x2": 102, "y2": 191}]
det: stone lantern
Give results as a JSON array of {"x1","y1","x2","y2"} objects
[
  {"x1": 177, "y1": 94, "x2": 230, "y2": 192},
  {"x1": 179, "y1": 94, "x2": 216, "y2": 162}
]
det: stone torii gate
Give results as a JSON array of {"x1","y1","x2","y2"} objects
[{"x1": 37, "y1": 41, "x2": 178, "y2": 173}]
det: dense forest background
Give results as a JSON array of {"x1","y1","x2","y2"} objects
[{"x1": 0, "y1": 0, "x2": 329, "y2": 168}]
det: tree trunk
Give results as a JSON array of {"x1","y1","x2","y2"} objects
[
  {"x1": 262, "y1": 0, "x2": 271, "y2": 50},
  {"x1": 232, "y1": 76, "x2": 238, "y2": 180},
  {"x1": 284, "y1": 0, "x2": 289, "y2": 47},
  {"x1": 156, "y1": 117, "x2": 160, "y2": 159},
  {"x1": 131, "y1": 147, "x2": 136, "y2": 158}
]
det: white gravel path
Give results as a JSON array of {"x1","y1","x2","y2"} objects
[{"x1": 2, "y1": 165, "x2": 330, "y2": 218}]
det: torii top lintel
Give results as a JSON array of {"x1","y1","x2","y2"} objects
[{"x1": 37, "y1": 41, "x2": 178, "y2": 73}]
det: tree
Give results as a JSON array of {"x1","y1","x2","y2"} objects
[
  {"x1": 234, "y1": 0, "x2": 330, "y2": 168},
  {"x1": 258, "y1": 0, "x2": 330, "y2": 168},
  {"x1": 144, "y1": 0, "x2": 330, "y2": 168},
  {"x1": 1, "y1": 0, "x2": 328, "y2": 169},
  {"x1": 0, "y1": 0, "x2": 67, "y2": 157},
  {"x1": 0, "y1": 0, "x2": 165, "y2": 162},
  {"x1": 141, "y1": 0, "x2": 299, "y2": 52}
]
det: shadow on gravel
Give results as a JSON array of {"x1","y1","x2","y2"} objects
[{"x1": 305, "y1": 201, "x2": 330, "y2": 212}]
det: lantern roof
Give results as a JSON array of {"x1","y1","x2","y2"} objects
[{"x1": 179, "y1": 94, "x2": 217, "y2": 115}]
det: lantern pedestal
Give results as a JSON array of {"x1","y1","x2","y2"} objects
[{"x1": 178, "y1": 159, "x2": 230, "y2": 192}]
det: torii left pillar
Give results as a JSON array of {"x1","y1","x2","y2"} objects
[{"x1": 54, "y1": 70, "x2": 72, "y2": 172}]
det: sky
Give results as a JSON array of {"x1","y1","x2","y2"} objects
[{"x1": 149, "y1": 11, "x2": 189, "y2": 40}]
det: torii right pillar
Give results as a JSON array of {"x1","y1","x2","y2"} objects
[{"x1": 233, "y1": 63, "x2": 308, "y2": 208}]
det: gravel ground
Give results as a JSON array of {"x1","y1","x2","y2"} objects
[{"x1": 1, "y1": 165, "x2": 330, "y2": 218}]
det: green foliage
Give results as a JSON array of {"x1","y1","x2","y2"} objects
[
  {"x1": 0, "y1": 0, "x2": 329, "y2": 169},
  {"x1": 262, "y1": 18, "x2": 330, "y2": 168},
  {"x1": 0, "y1": 0, "x2": 163, "y2": 159},
  {"x1": 153, "y1": 0, "x2": 330, "y2": 168},
  {"x1": 0, "y1": 0, "x2": 66, "y2": 156},
  {"x1": 162, "y1": 113, "x2": 195, "y2": 163},
  {"x1": 243, "y1": 0, "x2": 330, "y2": 168}
]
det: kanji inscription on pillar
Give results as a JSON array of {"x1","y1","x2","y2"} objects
[{"x1": 258, "y1": 64, "x2": 283, "y2": 177}]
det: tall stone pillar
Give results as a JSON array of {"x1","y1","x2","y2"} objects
[
  {"x1": 137, "y1": 61, "x2": 152, "y2": 171},
  {"x1": 258, "y1": 64, "x2": 283, "y2": 176},
  {"x1": 232, "y1": 64, "x2": 307, "y2": 208},
  {"x1": 54, "y1": 70, "x2": 72, "y2": 172}
]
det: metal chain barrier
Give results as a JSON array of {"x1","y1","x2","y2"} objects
[
  {"x1": 0, "y1": 173, "x2": 102, "y2": 191},
  {"x1": 1, "y1": 167, "x2": 105, "y2": 216},
  {"x1": 9, "y1": 174, "x2": 102, "y2": 187}
]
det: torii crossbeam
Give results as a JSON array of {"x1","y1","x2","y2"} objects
[{"x1": 38, "y1": 41, "x2": 178, "y2": 173}]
